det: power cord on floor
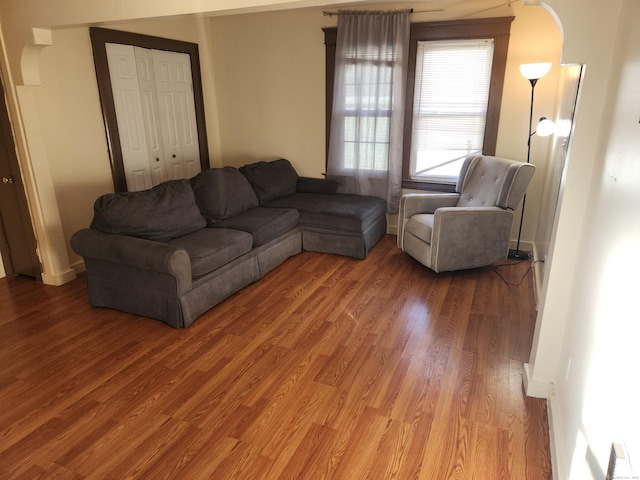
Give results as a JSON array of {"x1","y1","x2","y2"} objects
[{"x1": 493, "y1": 259, "x2": 543, "y2": 286}]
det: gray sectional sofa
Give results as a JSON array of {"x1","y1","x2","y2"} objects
[{"x1": 71, "y1": 159, "x2": 387, "y2": 328}]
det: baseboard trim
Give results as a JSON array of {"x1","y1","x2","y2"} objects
[
  {"x1": 71, "y1": 259, "x2": 86, "y2": 275},
  {"x1": 41, "y1": 268, "x2": 77, "y2": 286},
  {"x1": 386, "y1": 213, "x2": 398, "y2": 235},
  {"x1": 523, "y1": 363, "x2": 566, "y2": 480},
  {"x1": 531, "y1": 243, "x2": 545, "y2": 308},
  {"x1": 523, "y1": 362, "x2": 551, "y2": 398},
  {"x1": 547, "y1": 387, "x2": 568, "y2": 480}
]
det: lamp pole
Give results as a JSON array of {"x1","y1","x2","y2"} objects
[{"x1": 508, "y1": 62, "x2": 552, "y2": 261}]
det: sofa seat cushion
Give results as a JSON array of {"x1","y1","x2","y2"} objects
[
  {"x1": 166, "y1": 228, "x2": 253, "y2": 278},
  {"x1": 91, "y1": 179, "x2": 206, "y2": 242},
  {"x1": 404, "y1": 214, "x2": 434, "y2": 245},
  {"x1": 264, "y1": 193, "x2": 387, "y2": 233},
  {"x1": 212, "y1": 207, "x2": 299, "y2": 247},
  {"x1": 190, "y1": 167, "x2": 259, "y2": 224}
]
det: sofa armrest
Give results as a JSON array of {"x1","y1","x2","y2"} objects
[
  {"x1": 71, "y1": 228, "x2": 192, "y2": 293},
  {"x1": 430, "y1": 207, "x2": 514, "y2": 272},
  {"x1": 397, "y1": 193, "x2": 460, "y2": 248},
  {"x1": 296, "y1": 176, "x2": 338, "y2": 195}
]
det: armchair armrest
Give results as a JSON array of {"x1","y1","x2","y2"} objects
[
  {"x1": 397, "y1": 193, "x2": 460, "y2": 248},
  {"x1": 431, "y1": 207, "x2": 514, "y2": 272},
  {"x1": 71, "y1": 228, "x2": 192, "y2": 294}
]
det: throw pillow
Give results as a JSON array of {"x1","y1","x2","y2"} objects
[
  {"x1": 190, "y1": 166, "x2": 259, "y2": 223},
  {"x1": 296, "y1": 176, "x2": 338, "y2": 195},
  {"x1": 239, "y1": 158, "x2": 298, "y2": 204},
  {"x1": 90, "y1": 179, "x2": 206, "y2": 242}
]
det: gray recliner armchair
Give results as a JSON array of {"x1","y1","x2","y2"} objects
[{"x1": 397, "y1": 154, "x2": 535, "y2": 273}]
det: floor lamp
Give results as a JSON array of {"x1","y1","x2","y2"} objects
[{"x1": 508, "y1": 62, "x2": 554, "y2": 261}]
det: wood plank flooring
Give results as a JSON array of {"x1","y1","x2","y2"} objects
[{"x1": 0, "y1": 235, "x2": 551, "y2": 479}]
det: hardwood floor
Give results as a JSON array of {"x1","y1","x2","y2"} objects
[{"x1": 0, "y1": 235, "x2": 551, "y2": 479}]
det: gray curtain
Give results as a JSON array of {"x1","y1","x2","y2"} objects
[{"x1": 327, "y1": 10, "x2": 410, "y2": 213}]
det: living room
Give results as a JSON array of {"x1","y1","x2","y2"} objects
[{"x1": 0, "y1": 0, "x2": 638, "y2": 478}]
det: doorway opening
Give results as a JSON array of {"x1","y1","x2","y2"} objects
[{"x1": 0, "y1": 78, "x2": 41, "y2": 280}]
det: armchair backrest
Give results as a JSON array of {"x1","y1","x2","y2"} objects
[{"x1": 456, "y1": 154, "x2": 535, "y2": 210}]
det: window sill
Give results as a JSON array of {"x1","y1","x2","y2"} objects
[{"x1": 402, "y1": 180, "x2": 456, "y2": 193}]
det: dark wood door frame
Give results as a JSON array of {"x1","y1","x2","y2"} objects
[
  {"x1": 0, "y1": 77, "x2": 41, "y2": 279},
  {"x1": 90, "y1": 27, "x2": 210, "y2": 193}
]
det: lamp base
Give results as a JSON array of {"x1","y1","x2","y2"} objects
[{"x1": 508, "y1": 249, "x2": 530, "y2": 261}]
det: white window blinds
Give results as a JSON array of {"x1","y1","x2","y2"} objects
[{"x1": 410, "y1": 39, "x2": 494, "y2": 183}]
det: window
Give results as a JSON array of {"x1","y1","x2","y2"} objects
[
  {"x1": 342, "y1": 46, "x2": 394, "y2": 172},
  {"x1": 410, "y1": 39, "x2": 494, "y2": 184},
  {"x1": 325, "y1": 17, "x2": 513, "y2": 191}
]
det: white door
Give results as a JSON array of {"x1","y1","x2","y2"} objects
[
  {"x1": 134, "y1": 47, "x2": 167, "y2": 186},
  {"x1": 151, "y1": 49, "x2": 201, "y2": 181},
  {"x1": 106, "y1": 44, "x2": 202, "y2": 191},
  {"x1": 106, "y1": 43, "x2": 153, "y2": 192}
]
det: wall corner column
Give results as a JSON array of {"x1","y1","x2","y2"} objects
[{"x1": 9, "y1": 28, "x2": 76, "y2": 285}]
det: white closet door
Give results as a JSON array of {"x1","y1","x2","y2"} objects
[
  {"x1": 106, "y1": 44, "x2": 202, "y2": 191},
  {"x1": 106, "y1": 43, "x2": 152, "y2": 192},
  {"x1": 151, "y1": 49, "x2": 201, "y2": 181},
  {"x1": 134, "y1": 47, "x2": 168, "y2": 186}
]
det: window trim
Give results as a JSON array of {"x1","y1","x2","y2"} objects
[{"x1": 324, "y1": 16, "x2": 514, "y2": 191}]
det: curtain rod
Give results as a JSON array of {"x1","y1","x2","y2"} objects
[
  {"x1": 323, "y1": 8, "x2": 424, "y2": 17},
  {"x1": 323, "y1": 1, "x2": 517, "y2": 17}
]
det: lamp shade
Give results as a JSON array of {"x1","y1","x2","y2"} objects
[
  {"x1": 520, "y1": 62, "x2": 552, "y2": 80},
  {"x1": 536, "y1": 117, "x2": 555, "y2": 137}
]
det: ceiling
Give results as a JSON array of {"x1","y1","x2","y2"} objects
[{"x1": 203, "y1": 0, "x2": 522, "y2": 20}]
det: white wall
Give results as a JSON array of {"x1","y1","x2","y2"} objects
[
  {"x1": 209, "y1": 9, "x2": 327, "y2": 176},
  {"x1": 35, "y1": 27, "x2": 113, "y2": 271},
  {"x1": 555, "y1": 0, "x2": 640, "y2": 475},
  {"x1": 527, "y1": 0, "x2": 640, "y2": 478}
]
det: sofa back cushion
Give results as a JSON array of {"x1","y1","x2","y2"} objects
[
  {"x1": 296, "y1": 176, "x2": 339, "y2": 195},
  {"x1": 240, "y1": 158, "x2": 298, "y2": 204},
  {"x1": 190, "y1": 167, "x2": 259, "y2": 224},
  {"x1": 90, "y1": 179, "x2": 206, "y2": 242}
]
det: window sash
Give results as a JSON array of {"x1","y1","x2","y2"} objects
[
  {"x1": 339, "y1": 54, "x2": 394, "y2": 172},
  {"x1": 343, "y1": 115, "x2": 390, "y2": 170},
  {"x1": 410, "y1": 39, "x2": 494, "y2": 184}
]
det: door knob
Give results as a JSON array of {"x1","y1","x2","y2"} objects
[{"x1": 2, "y1": 175, "x2": 14, "y2": 184}]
